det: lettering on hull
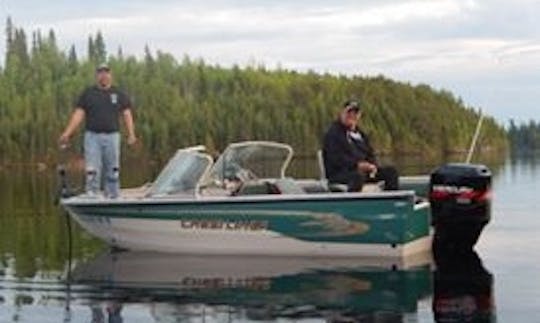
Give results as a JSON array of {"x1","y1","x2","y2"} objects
[{"x1": 179, "y1": 220, "x2": 269, "y2": 231}]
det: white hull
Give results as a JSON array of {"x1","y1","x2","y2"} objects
[{"x1": 71, "y1": 213, "x2": 432, "y2": 258}]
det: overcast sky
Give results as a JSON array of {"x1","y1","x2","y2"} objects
[{"x1": 1, "y1": 0, "x2": 539, "y2": 124}]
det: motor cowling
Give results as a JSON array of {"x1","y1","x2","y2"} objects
[{"x1": 429, "y1": 163, "x2": 492, "y2": 251}]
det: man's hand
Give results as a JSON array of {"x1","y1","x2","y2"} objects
[
  {"x1": 127, "y1": 134, "x2": 138, "y2": 146},
  {"x1": 122, "y1": 109, "x2": 137, "y2": 147},
  {"x1": 59, "y1": 108, "x2": 85, "y2": 148},
  {"x1": 59, "y1": 132, "x2": 71, "y2": 147},
  {"x1": 358, "y1": 161, "x2": 377, "y2": 174}
]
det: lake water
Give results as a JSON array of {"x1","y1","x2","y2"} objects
[{"x1": 0, "y1": 154, "x2": 539, "y2": 322}]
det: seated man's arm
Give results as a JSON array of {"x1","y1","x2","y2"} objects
[{"x1": 362, "y1": 132, "x2": 378, "y2": 166}]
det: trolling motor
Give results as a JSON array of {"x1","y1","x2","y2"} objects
[
  {"x1": 56, "y1": 144, "x2": 77, "y2": 202},
  {"x1": 57, "y1": 164, "x2": 71, "y2": 199},
  {"x1": 429, "y1": 163, "x2": 492, "y2": 251}
]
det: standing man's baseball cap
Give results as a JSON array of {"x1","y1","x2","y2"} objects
[
  {"x1": 96, "y1": 63, "x2": 111, "y2": 72},
  {"x1": 343, "y1": 99, "x2": 361, "y2": 113}
]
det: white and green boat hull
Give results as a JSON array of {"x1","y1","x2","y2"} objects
[{"x1": 63, "y1": 191, "x2": 431, "y2": 257}]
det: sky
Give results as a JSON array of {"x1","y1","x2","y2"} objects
[{"x1": 1, "y1": 0, "x2": 539, "y2": 124}]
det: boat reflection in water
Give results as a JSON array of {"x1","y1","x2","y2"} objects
[
  {"x1": 69, "y1": 247, "x2": 496, "y2": 322},
  {"x1": 0, "y1": 250, "x2": 497, "y2": 322},
  {"x1": 72, "y1": 251, "x2": 433, "y2": 322},
  {"x1": 432, "y1": 249, "x2": 496, "y2": 323}
]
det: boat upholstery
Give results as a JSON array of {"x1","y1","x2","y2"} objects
[
  {"x1": 316, "y1": 150, "x2": 383, "y2": 193},
  {"x1": 273, "y1": 178, "x2": 306, "y2": 194},
  {"x1": 236, "y1": 181, "x2": 278, "y2": 195},
  {"x1": 235, "y1": 178, "x2": 307, "y2": 196}
]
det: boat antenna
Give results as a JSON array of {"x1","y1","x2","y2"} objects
[{"x1": 465, "y1": 111, "x2": 485, "y2": 164}]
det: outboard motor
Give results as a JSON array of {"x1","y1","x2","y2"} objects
[{"x1": 429, "y1": 163, "x2": 492, "y2": 251}]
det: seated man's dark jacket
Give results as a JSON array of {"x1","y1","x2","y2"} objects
[{"x1": 322, "y1": 120, "x2": 377, "y2": 181}]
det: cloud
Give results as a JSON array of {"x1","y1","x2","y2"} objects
[{"x1": 2, "y1": 0, "x2": 539, "y2": 122}]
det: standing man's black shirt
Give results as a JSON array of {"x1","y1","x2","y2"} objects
[
  {"x1": 77, "y1": 86, "x2": 132, "y2": 133},
  {"x1": 322, "y1": 120, "x2": 377, "y2": 181}
]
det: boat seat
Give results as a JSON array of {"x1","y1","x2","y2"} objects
[
  {"x1": 273, "y1": 178, "x2": 306, "y2": 194},
  {"x1": 317, "y1": 150, "x2": 384, "y2": 193},
  {"x1": 295, "y1": 179, "x2": 331, "y2": 193},
  {"x1": 235, "y1": 178, "x2": 306, "y2": 196},
  {"x1": 236, "y1": 182, "x2": 276, "y2": 195},
  {"x1": 317, "y1": 150, "x2": 327, "y2": 182},
  {"x1": 328, "y1": 183, "x2": 349, "y2": 192},
  {"x1": 318, "y1": 150, "x2": 344, "y2": 192},
  {"x1": 201, "y1": 186, "x2": 231, "y2": 197},
  {"x1": 362, "y1": 181, "x2": 384, "y2": 193}
]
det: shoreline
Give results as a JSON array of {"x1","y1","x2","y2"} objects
[{"x1": 0, "y1": 149, "x2": 509, "y2": 172}]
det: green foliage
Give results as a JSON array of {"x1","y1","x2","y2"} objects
[
  {"x1": 508, "y1": 119, "x2": 540, "y2": 152},
  {"x1": 0, "y1": 19, "x2": 508, "y2": 164}
]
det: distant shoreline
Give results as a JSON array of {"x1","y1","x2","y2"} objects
[{"x1": 0, "y1": 149, "x2": 509, "y2": 173}]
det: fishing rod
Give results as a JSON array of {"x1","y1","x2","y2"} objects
[{"x1": 465, "y1": 112, "x2": 485, "y2": 164}]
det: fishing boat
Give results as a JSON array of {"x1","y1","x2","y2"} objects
[{"x1": 60, "y1": 141, "x2": 490, "y2": 257}]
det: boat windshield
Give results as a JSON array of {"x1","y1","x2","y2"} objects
[
  {"x1": 208, "y1": 142, "x2": 293, "y2": 182},
  {"x1": 148, "y1": 150, "x2": 212, "y2": 196}
]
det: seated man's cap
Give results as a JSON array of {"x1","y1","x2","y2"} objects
[{"x1": 343, "y1": 100, "x2": 361, "y2": 113}]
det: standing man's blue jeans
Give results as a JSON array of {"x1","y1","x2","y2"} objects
[{"x1": 84, "y1": 131, "x2": 120, "y2": 198}]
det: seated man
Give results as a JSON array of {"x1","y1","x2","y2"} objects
[{"x1": 322, "y1": 100, "x2": 398, "y2": 192}]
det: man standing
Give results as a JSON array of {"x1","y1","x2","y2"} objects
[
  {"x1": 322, "y1": 100, "x2": 398, "y2": 192},
  {"x1": 59, "y1": 63, "x2": 137, "y2": 198}
]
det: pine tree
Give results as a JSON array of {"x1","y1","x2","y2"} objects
[
  {"x1": 117, "y1": 46, "x2": 124, "y2": 60},
  {"x1": 47, "y1": 29, "x2": 57, "y2": 48},
  {"x1": 5, "y1": 16, "x2": 14, "y2": 59},
  {"x1": 87, "y1": 36, "x2": 95, "y2": 62},
  {"x1": 94, "y1": 31, "x2": 106, "y2": 63},
  {"x1": 68, "y1": 44, "x2": 78, "y2": 72}
]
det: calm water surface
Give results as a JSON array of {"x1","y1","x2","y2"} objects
[{"x1": 0, "y1": 154, "x2": 538, "y2": 322}]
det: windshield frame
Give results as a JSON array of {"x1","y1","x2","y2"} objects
[
  {"x1": 208, "y1": 141, "x2": 294, "y2": 183},
  {"x1": 147, "y1": 146, "x2": 213, "y2": 197}
]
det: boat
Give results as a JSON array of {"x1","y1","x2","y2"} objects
[{"x1": 60, "y1": 141, "x2": 490, "y2": 257}]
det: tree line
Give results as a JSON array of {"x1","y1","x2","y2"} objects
[
  {"x1": 0, "y1": 18, "x2": 508, "y2": 164},
  {"x1": 508, "y1": 120, "x2": 540, "y2": 152}
]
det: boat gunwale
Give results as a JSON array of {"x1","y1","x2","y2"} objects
[{"x1": 62, "y1": 190, "x2": 419, "y2": 207}]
